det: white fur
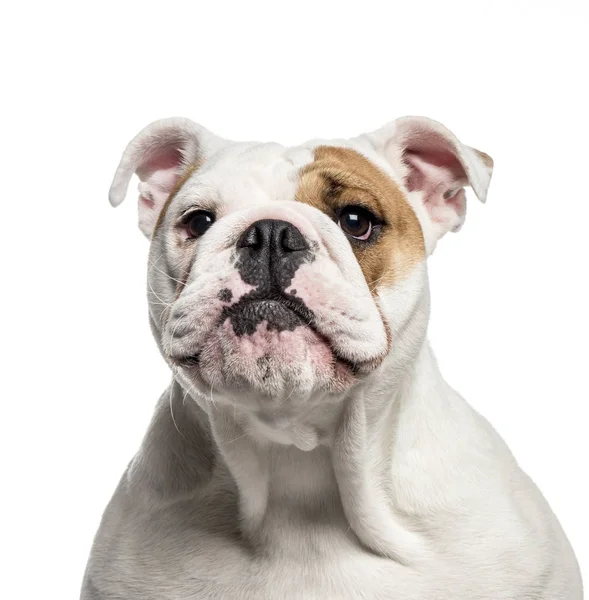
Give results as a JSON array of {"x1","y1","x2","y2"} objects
[{"x1": 81, "y1": 118, "x2": 582, "y2": 600}]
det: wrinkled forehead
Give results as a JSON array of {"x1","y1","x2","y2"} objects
[
  {"x1": 171, "y1": 137, "x2": 404, "y2": 210},
  {"x1": 173, "y1": 142, "x2": 314, "y2": 211}
]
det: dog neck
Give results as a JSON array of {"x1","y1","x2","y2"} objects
[{"x1": 129, "y1": 341, "x2": 476, "y2": 565}]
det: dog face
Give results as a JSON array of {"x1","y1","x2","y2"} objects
[{"x1": 110, "y1": 117, "x2": 492, "y2": 421}]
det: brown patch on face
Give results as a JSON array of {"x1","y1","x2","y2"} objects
[
  {"x1": 296, "y1": 146, "x2": 424, "y2": 291},
  {"x1": 152, "y1": 161, "x2": 202, "y2": 238}
]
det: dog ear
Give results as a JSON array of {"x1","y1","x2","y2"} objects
[
  {"x1": 364, "y1": 116, "x2": 493, "y2": 250},
  {"x1": 109, "y1": 118, "x2": 226, "y2": 238}
]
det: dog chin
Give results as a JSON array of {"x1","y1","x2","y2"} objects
[{"x1": 179, "y1": 319, "x2": 357, "y2": 399}]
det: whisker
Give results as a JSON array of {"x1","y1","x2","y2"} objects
[
  {"x1": 148, "y1": 279, "x2": 173, "y2": 308},
  {"x1": 209, "y1": 377, "x2": 220, "y2": 412},
  {"x1": 283, "y1": 385, "x2": 296, "y2": 403},
  {"x1": 151, "y1": 300, "x2": 173, "y2": 308},
  {"x1": 225, "y1": 432, "x2": 250, "y2": 445},
  {"x1": 182, "y1": 380, "x2": 198, "y2": 404},
  {"x1": 148, "y1": 257, "x2": 186, "y2": 286},
  {"x1": 169, "y1": 387, "x2": 186, "y2": 439},
  {"x1": 368, "y1": 271, "x2": 391, "y2": 291}
]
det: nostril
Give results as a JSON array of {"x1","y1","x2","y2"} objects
[
  {"x1": 280, "y1": 224, "x2": 307, "y2": 252},
  {"x1": 237, "y1": 224, "x2": 262, "y2": 250},
  {"x1": 237, "y1": 219, "x2": 308, "y2": 255}
]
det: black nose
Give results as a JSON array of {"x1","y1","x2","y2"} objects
[
  {"x1": 236, "y1": 219, "x2": 310, "y2": 290},
  {"x1": 238, "y1": 219, "x2": 308, "y2": 254}
]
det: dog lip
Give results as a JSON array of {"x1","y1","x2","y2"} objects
[
  {"x1": 235, "y1": 295, "x2": 313, "y2": 323},
  {"x1": 229, "y1": 294, "x2": 367, "y2": 373},
  {"x1": 169, "y1": 293, "x2": 383, "y2": 375},
  {"x1": 219, "y1": 291, "x2": 315, "y2": 335}
]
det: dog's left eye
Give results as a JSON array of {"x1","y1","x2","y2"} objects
[
  {"x1": 185, "y1": 211, "x2": 215, "y2": 239},
  {"x1": 338, "y1": 206, "x2": 376, "y2": 241}
]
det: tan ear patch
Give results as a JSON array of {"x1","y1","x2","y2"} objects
[
  {"x1": 296, "y1": 146, "x2": 425, "y2": 291},
  {"x1": 473, "y1": 148, "x2": 494, "y2": 170}
]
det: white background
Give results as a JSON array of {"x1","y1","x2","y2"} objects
[{"x1": 2, "y1": 1, "x2": 588, "y2": 597}]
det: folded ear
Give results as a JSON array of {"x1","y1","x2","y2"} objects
[
  {"x1": 363, "y1": 116, "x2": 493, "y2": 250},
  {"x1": 109, "y1": 118, "x2": 226, "y2": 238}
]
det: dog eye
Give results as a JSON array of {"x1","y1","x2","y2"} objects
[
  {"x1": 185, "y1": 211, "x2": 215, "y2": 239},
  {"x1": 337, "y1": 206, "x2": 375, "y2": 241}
]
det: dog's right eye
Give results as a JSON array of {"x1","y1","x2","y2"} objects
[{"x1": 184, "y1": 211, "x2": 215, "y2": 239}]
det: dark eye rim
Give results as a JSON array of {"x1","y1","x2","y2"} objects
[
  {"x1": 335, "y1": 204, "x2": 383, "y2": 243},
  {"x1": 181, "y1": 209, "x2": 216, "y2": 239}
]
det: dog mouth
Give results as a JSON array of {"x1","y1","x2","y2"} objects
[
  {"x1": 172, "y1": 292, "x2": 364, "y2": 374},
  {"x1": 220, "y1": 293, "x2": 314, "y2": 336}
]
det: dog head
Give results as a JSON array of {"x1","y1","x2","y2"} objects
[{"x1": 110, "y1": 117, "x2": 492, "y2": 428}]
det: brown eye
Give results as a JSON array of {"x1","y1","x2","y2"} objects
[
  {"x1": 338, "y1": 206, "x2": 375, "y2": 240},
  {"x1": 185, "y1": 211, "x2": 215, "y2": 239}
]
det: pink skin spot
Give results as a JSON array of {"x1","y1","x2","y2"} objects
[
  {"x1": 217, "y1": 271, "x2": 257, "y2": 306},
  {"x1": 286, "y1": 261, "x2": 341, "y2": 319}
]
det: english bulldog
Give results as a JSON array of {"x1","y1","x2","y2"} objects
[{"x1": 81, "y1": 117, "x2": 582, "y2": 599}]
